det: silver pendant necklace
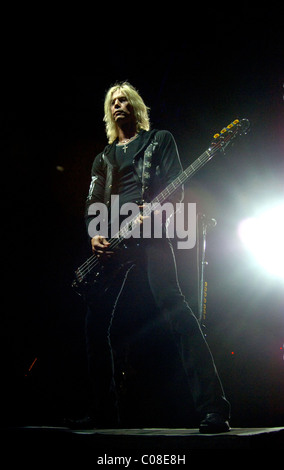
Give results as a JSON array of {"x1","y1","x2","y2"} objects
[{"x1": 118, "y1": 134, "x2": 138, "y2": 153}]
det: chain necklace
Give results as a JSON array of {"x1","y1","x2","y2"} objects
[{"x1": 117, "y1": 134, "x2": 138, "y2": 153}]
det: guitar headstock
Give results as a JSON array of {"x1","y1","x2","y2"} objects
[{"x1": 211, "y1": 118, "x2": 250, "y2": 152}]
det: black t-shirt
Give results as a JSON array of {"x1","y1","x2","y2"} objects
[{"x1": 115, "y1": 135, "x2": 143, "y2": 208}]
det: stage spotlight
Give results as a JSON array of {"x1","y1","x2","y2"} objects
[{"x1": 238, "y1": 202, "x2": 284, "y2": 281}]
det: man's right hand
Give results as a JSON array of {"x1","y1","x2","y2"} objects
[{"x1": 91, "y1": 235, "x2": 113, "y2": 257}]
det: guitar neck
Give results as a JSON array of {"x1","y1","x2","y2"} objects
[
  {"x1": 116, "y1": 146, "x2": 215, "y2": 239},
  {"x1": 151, "y1": 148, "x2": 215, "y2": 209},
  {"x1": 143, "y1": 117, "x2": 249, "y2": 214}
]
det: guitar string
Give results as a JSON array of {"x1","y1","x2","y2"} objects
[{"x1": 75, "y1": 128, "x2": 238, "y2": 280}]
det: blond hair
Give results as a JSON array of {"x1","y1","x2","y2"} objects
[{"x1": 103, "y1": 81, "x2": 150, "y2": 143}]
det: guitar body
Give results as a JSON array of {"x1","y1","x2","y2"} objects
[{"x1": 72, "y1": 242, "x2": 138, "y2": 299}]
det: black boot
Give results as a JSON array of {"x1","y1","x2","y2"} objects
[{"x1": 199, "y1": 413, "x2": 230, "y2": 434}]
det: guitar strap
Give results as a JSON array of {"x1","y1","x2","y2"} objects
[{"x1": 141, "y1": 132, "x2": 159, "y2": 202}]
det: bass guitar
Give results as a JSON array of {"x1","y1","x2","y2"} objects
[{"x1": 72, "y1": 118, "x2": 250, "y2": 298}]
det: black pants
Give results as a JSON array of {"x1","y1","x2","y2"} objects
[{"x1": 85, "y1": 238, "x2": 230, "y2": 423}]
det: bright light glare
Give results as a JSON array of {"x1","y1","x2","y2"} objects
[{"x1": 238, "y1": 203, "x2": 284, "y2": 280}]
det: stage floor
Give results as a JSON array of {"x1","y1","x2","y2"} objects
[{"x1": 3, "y1": 425, "x2": 284, "y2": 453}]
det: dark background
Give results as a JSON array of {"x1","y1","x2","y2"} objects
[{"x1": 1, "y1": 17, "x2": 283, "y2": 428}]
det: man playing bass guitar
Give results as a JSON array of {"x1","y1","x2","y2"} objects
[{"x1": 75, "y1": 81, "x2": 230, "y2": 433}]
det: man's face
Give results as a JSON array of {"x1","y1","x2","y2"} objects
[{"x1": 111, "y1": 89, "x2": 135, "y2": 125}]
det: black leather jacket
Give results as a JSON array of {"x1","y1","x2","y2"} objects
[{"x1": 85, "y1": 129, "x2": 184, "y2": 232}]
